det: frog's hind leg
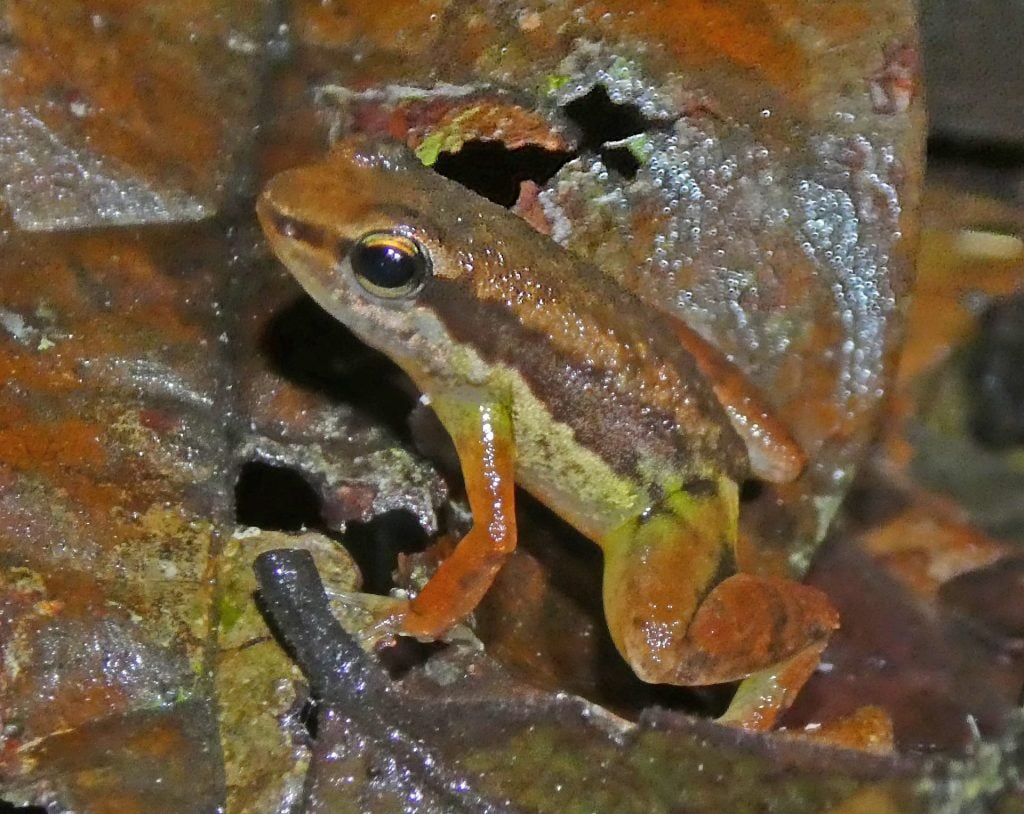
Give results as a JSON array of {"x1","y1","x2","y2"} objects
[{"x1": 600, "y1": 477, "x2": 838, "y2": 726}]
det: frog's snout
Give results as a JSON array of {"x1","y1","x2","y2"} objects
[{"x1": 257, "y1": 191, "x2": 330, "y2": 254}]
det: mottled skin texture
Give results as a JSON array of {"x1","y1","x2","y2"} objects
[{"x1": 258, "y1": 139, "x2": 838, "y2": 729}]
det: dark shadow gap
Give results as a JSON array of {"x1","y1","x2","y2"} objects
[
  {"x1": 235, "y1": 461, "x2": 323, "y2": 531},
  {"x1": 563, "y1": 85, "x2": 654, "y2": 151},
  {"x1": 343, "y1": 509, "x2": 430, "y2": 596},
  {"x1": 739, "y1": 479, "x2": 765, "y2": 503},
  {"x1": 377, "y1": 637, "x2": 449, "y2": 681},
  {"x1": 432, "y1": 141, "x2": 574, "y2": 207},
  {"x1": 298, "y1": 695, "x2": 319, "y2": 740},
  {"x1": 966, "y1": 294, "x2": 1024, "y2": 449},
  {"x1": 234, "y1": 467, "x2": 431, "y2": 595},
  {"x1": 261, "y1": 295, "x2": 418, "y2": 436},
  {"x1": 927, "y1": 136, "x2": 1024, "y2": 203},
  {"x1": 928, "y1": 135, "x2": 1024, "y2": 169},
  {"x1": 599, "y1": 145, "x2": 642, "y2": 179}
]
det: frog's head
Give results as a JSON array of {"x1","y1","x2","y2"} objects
[{"x1": 257, "y1": 139, "x2": 492, "y2": 388}]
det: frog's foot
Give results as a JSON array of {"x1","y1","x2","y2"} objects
[
  {"x1": 327, "y1": 590, "x2": 409, "y2": 651},
  {"x1": 718, "y1": 636, "x2": 828, "y2": 731},
  {"x1": 726, "y1": 658, "x2": 896, "y2": 748},
  {"x1": 613, "y1": 572, "x2": 838, "y2": 689}
]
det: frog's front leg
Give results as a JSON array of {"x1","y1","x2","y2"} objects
[
  {"x1": 601, "y1": 476, "x2": 838, "y2": 729},
  {"x1": 402, "y1": 395, "x2": 517, "y2": 639}
]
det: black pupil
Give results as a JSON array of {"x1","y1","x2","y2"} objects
[{"x1": 352, "y1": 240, "x2": 420, "y2": 289}]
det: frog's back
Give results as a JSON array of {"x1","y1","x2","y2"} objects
[{"x1": 382, "y1": 156, "x2": 751, "y2": 497}]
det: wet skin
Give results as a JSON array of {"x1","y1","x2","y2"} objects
[{"x1": 258, "y1": 138, "x2": 839, "y2": 729}]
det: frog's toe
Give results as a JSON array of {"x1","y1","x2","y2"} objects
[{"x1": 327, "y1": 590, "x2": 410, "y2": 650}]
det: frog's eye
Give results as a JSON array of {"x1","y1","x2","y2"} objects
[{"x1": 349, "y1": 231, "x2": 430, "y2": 298}]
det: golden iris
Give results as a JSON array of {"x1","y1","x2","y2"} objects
[{"x1": 350, "y1": 232, "x2": 429, "y2": 298}]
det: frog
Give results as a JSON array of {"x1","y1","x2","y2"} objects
[{"x1": 257, "y1": 137, "x2": 839, "y2": 730}]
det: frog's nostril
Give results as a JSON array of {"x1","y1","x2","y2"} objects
[
  {"x1": 267, "y1": 210, "x2": 298, "y2": 238},
  {"x1": 269, "y1": 211, "x2": 328, "y2": 249}
]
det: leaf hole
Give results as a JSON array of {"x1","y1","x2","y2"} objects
[
  {"x1": 563, "y1": 84, "x2": 653, "y2": 149},
  {"x1": 235, "y1": 461, "x2": 323, "y2": 532},
  {"x1": 431, "y1": 141, "x2": 574, "y2": 207},
  {"x1": 342, "y1": 509, "x2": 430, "y2": 595},
  {"x1": 561, "y1": 84, "x2": 671, "y2": 180},
  {"x1": 599, "y1": 145, "x2": 642, "y2": 179}
]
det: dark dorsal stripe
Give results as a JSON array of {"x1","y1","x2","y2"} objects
[{"x1": 422, "y1": 276, "x2": 746, "y2": 488}]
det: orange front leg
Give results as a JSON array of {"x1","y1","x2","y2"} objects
[{"x1": 403, "y1": 397, "x2": 517, "y2": 640}]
